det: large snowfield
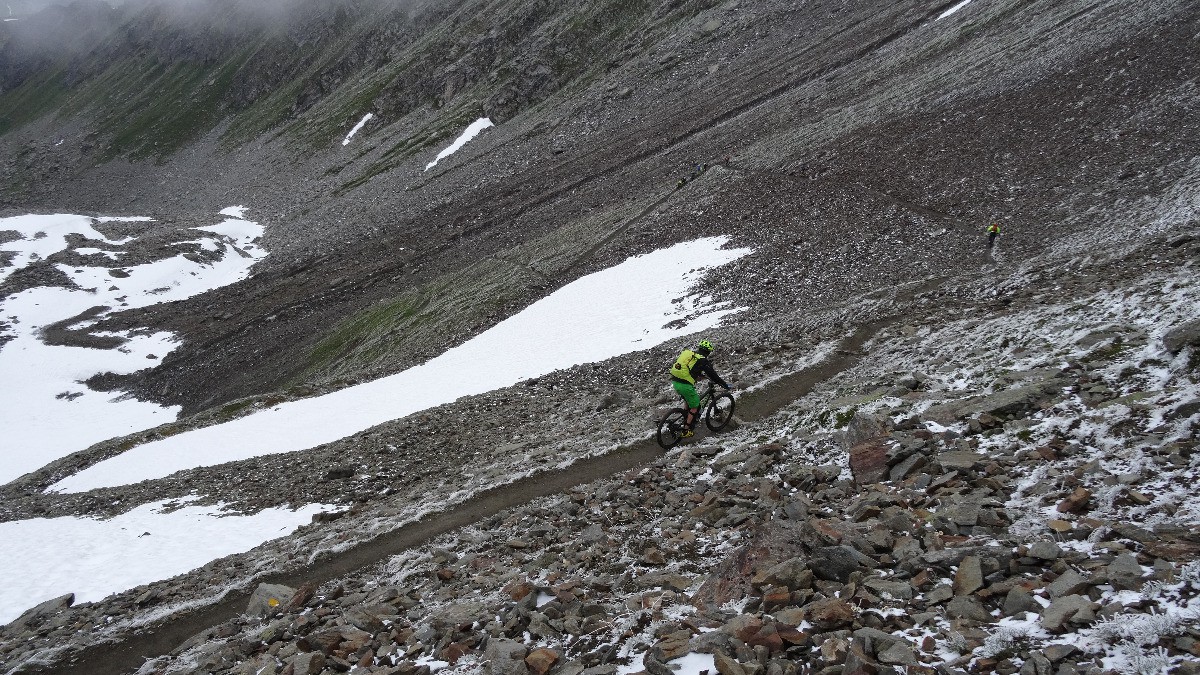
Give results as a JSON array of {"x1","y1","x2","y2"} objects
[
  {"x1": 0, "y1": 210, "x2": 750, "y2": 624},
  {"x1": 0, "y1": 499, "x2": 330, "y2": 626}
]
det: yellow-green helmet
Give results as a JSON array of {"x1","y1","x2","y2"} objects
[{"x1": 697, "y1": 339, "x2": 714, "y2": 354}]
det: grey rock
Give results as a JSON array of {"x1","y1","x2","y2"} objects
[
  {"x1": 245, "y1": 584, "x2": 295, "y2": 618},
  {"x1": 925, "y1": 585, "x2": 954, "y2": 605},
  {"x1": 1043, "y1": 643, "x2": 1078, "y2": 662},
  {"x1": 761, "y1": 557, "x2": 811, "y2": 591},
  {"x1": 1110, "y1": 522, "x2": 1159, "y2": 543},
  {"x1": 11, "y1": 593, "x2": 74, "y2": 628},
  {"x1": 1002, "y1": 587, "x2": 1040, "y2": 617},
  {"x1": 1104, "y1": 553, "x2": 1145, "y2": 591},
  {"x1": 1163, "y1": 318, "x2": 1200, "y2": 353},
  {"x1": 1047, "y1": 569, "x2": 1090, "y2": 598},
  {"x1": 580, "y1": 523, "x2": 605, "y2": 542},
  {"x1": 853, "y1": 627, "x2": 909, "y2": 655},
  {"x1": 431, "y1": 600, "x2": 488, "y2": 630},
  {"x1": 842, "y1": 413, "x2": 888, "y2": 448},
  {"x1": 945, "y1": 596, "x2": 993, "y2": 623},
  {"x1": 937, "y1": 451, "x2": 987, "y2": 471},
  {"x1": 484, "y1": 638, "x2": 529, "y2": 675},
  {"x1": 945, "y1": 502, "x2": 982, "y2": 527},
  {"x1": 953, "y1": 555, "x2": 984, "y2": 596},
  {"x1": 1020, "y1": 652, "x2": 1053, "y2": 675},
  {"x1": 964, "y1": 378, "x2": 1069, "y2": 418},
  {"x1": 863, "y1": 578, "x2": 913, "y2": 601},
  {"x1": 877, "y1": 641, "x2": 917, "y2": 666},
  {"x1": 1026, "y1": 541, "x2": 1062, "y2": 561},
  {"x1": 809, "y1": 545, "x2": 877, "y2": 582},
  {"x1": 289, "y1": 652, "x2": 325, "y2": 675},
  {"x1": 889, "y1": 453, "x2": 927, "y2": 482},
  {"x1": 713, "y1": 652, "x2": 747, "y2": 675},
  {"x1": 1041, "y1": 595, "x2": 1097, "y2": 632}
]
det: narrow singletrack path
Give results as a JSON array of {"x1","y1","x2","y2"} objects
[{"x1": 34, "y1": 311, "x2": 899, "y2": 675}]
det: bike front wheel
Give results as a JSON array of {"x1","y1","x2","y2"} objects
[
  {"x1": 656, "y1": 408, "x2": 689, "y2": 449},
  {"x1": 704, "y1": 392, "x2": 736, "y2": 431}
]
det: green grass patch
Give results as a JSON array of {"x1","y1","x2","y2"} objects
[
  {"x1": 102, "y1": 54, "x2": 250, "y2": 160},
  {"x1": 306, "y1": 294, "x2": 427, "y2": 375},
  {"x1": 0, "y1": 70, "x2": 70, "y2": 136},
  {"x1": 835, "y1": 407, "x2": 858, "y2": 428}
]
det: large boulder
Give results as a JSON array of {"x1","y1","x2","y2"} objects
[
  {"x1": 483, "y1": 638, "x2": 529, "y2": 675},
  {"x1": 809, "y1": 545, "x2": 878, "y2": 582},
  {"x1": 1163, "y1": 318, "x2": 1200, "y2": 354},
  {"x1": 10, "y1": 593, "x2": 74, "y2": 629},
  {"x1": 246, "y1": 584, "x2": 295, "y2": 618}
]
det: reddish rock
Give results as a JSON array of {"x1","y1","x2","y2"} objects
[
  {"x1": 802, "y1": 597, "x2": 855, "y2": 630},
  {"x1": 642, "y1": 548, "x2": 667, "y2": 565},
  {"x1": 297, "y1": 629, "x2": 341, "y2": 654},
  {"x1": 745, "y1": 624, "x2": 785, "y2": 653},
  {"x1": 504, "y1": 580, "x2": 535, "y2": 601},
  {"x1": 761, "y1": 589, "x2": 793, "y2": 612},
  {"x1": 811, "y1": 519, "x2": 846, "y2": 544},
  {"x1": 849, "y1": 440, "x2": 889, "y2": 485},
  {"x1": 693, "y1": 523, "x2": 805, "y2": 609},
  {"x1": 1057, "y1": 488, "x2": 1093, "y2": 514},
  {"x1": 441, "y1": 642, "x2": 471, "y2": 665},
  {"x1": 729, "y1": 615, "x2": 766, "y2": 642},
  {"x1": 524, "y1": 648, "x2": 559, "y2": 675},
  {"x1": 777, "y1": 625, "x2": 810, "y2": 646}
]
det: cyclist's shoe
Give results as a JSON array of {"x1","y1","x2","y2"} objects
[{"x1": 680, "y1": 429, "x2": 694, "y2": 438}]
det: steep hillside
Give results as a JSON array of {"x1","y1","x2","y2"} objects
[
  {"x1": 2, "y1": 207, "x2": 1198, "y2": 675},
  {"x1": 0, "y1": 0, "x2": 1198, "y2": 673},
  {"x1": 5, "y1": 0, "x2": 1197, "y2": 418}
]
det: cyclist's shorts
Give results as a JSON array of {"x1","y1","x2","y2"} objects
[{"x1": 672, "y1": 381, "x2": 700, "y2": 409}]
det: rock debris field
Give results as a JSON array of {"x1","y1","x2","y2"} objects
[{"x1": 2, "y1": 229, "x2": 1199, "y2": 675}]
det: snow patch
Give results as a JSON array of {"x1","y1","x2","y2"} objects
[
  {"x1": 343, "y1": 113, "x2": 375, "y2": 146},
  {"x1": 0, "y1": 499, "x2": 329, "y2": 625},
  {"x1": 0, "y1": 210, "x2": 267, "y2": 484},
  {"x1": 49, "y1": 236, "x2": 751, "y2": 492},
  {"x1": 937, "y1": 0, "x2": 974, "y2": 20},
  {"x1": 425, "y1": 118, "x2": 494, "y2": 171}
]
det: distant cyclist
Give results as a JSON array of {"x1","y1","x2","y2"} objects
[
  {"x1": 986, "y1": 222, "x2": 1001, "y2": 249},
  {"x1": 670, "y1": 339, "x2": 731, "y2": 437}
]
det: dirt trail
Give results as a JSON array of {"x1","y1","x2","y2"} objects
[{"x1": 32, "y1": 311, "x2": 896, "y2": 675}]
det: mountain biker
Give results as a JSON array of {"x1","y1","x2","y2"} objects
[
  {"x1": 986, "y1": 222, "x2": 1001, "y2": 249},
  {"x1": 670, "y1": 338, "x2": 731, "y2": 438}
]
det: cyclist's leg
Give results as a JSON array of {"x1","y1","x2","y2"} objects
[{"x1": 672, "y1": 381, "x2": 701, "y2": 429}]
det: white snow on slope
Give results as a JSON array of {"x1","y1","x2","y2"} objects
[
  {"x1": 51, "y1": 236, "x2": 751, "y2": 493},
  {"x1": 425, "y1": 118, "x2": 494, "y2": 171},
  {"x1": 343, "y1": 113, "x2": 374, "y2": 146},
  {"x1": 937, "y1": 0, "x2": 974, "y2": 20},
  {"x1": 0, "y1": 214, "x2": 111, "y2": 284},
  {"x1": 0, "y1": 499, "x2": 329, "y2": 625},
  {"x1": 0, "y1": 210, "x2": 266, "y2": 485}
]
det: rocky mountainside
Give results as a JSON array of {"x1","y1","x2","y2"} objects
[
  {"x1": 0, "y1": 0, "x2": 1199, "y2": 674},
  {"x1": 1, "y1": 0, "x2": 1194, "y2": 414},
  {"x1": 2, "y1": 220, "x2": 1198, "y2": 675}
]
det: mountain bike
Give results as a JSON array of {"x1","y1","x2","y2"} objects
[{"x1": 656, "y1": 383, "x2": 736, "y2": 449}]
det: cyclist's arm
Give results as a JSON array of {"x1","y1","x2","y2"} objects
[{"x1": 696, "y1": 359, "x2": 731, "y2": 389}]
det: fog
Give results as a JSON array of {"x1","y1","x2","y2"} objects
[{"x1": 2, "y1": 0, "x2": 413, "y2": 27}]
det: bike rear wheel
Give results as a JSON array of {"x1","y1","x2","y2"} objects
[
  {"x1": 656, "y1": 408, "x2": 689, "y2": 449},
  {"x1": 704, "y1": 392, "x2": 736, "y2": 431}
]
